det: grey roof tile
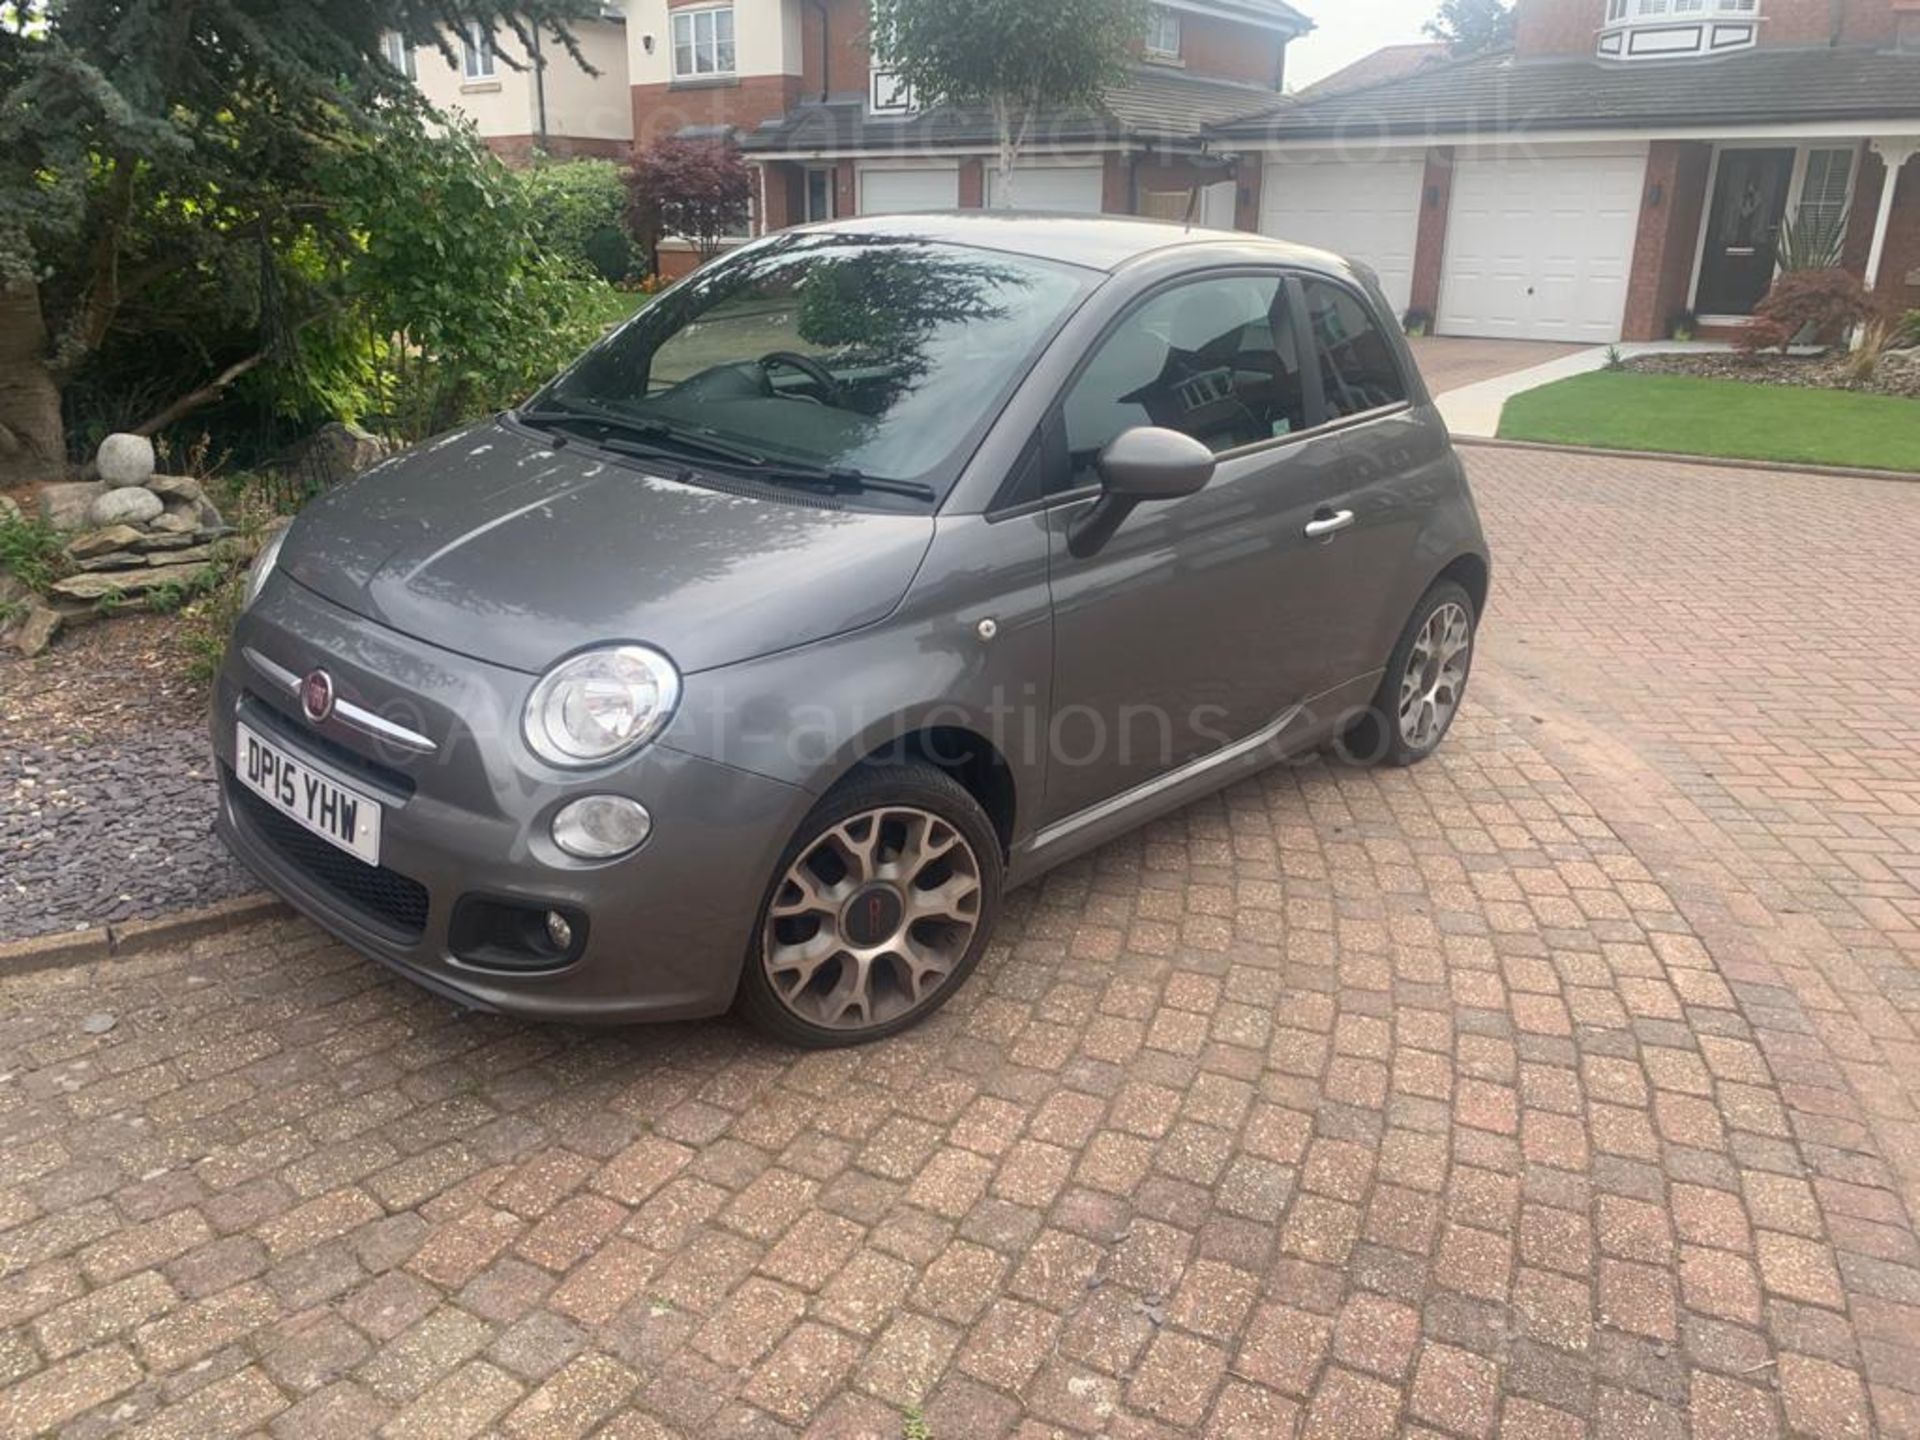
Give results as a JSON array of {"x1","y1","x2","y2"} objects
[
  {"x1": 738, "y1": 66, "x2": 1283, "y2": 153},
  {"x1": 1209, "y1": 45, "x2": 1920, "y2": 139}
]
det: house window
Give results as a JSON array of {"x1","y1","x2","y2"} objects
[
  {"x1": 460, "y1": 22, "x2": 494, "y2": 80},
  {"x1": 381, "y1": 30, "x2": 417, "y2": 79},
  {"x1": 1798, "y1": 148, "x2": 1854, "y2": 231},
  {"x1": 1144, "y1": 7, "x2": 1181, "y2": 59},
  {"x1": 671, "y1": 6, "x2": 736, "y2": 79},
  {"x1": 1610, "y1": 0, "x2": 1758, "y2": 16}
]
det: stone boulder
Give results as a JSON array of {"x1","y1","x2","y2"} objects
[
  {"x1": 0, "y1": 494, "x2": 20, "y2": 524},
  {"x1": 147, "y1": 475, "x2": 204, "y2": 502},
  {"x1": 284, "y1": 421, "x2": 390, "y2": 490},
  {"x1": 2, "y1": 598, "x2": 61, "y2": 657},
  {"x1": 88, "y1": 486, "x2": 164, "y2": 528},
  {"x1": 50, "y1": 561, "x2": 211, "y2": 602},
  {"x1": 161, "y1": 492, "x2": 224, "y2": 534},
  {"x1": 67, "y1": 525, "x2": 147, "y2": 560},
  {"x1": 38, "y1": 481, "x2": 107, "y2": 532},
  {"x1": 97, "y1": 433, "x2": 157, "y2": 489}
]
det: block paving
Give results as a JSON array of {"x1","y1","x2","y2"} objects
[{"x1": 1, "y1": 447, "x2": 1917, "y2": 1436}]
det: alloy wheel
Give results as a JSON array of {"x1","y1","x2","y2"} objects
[
  {"x1": 1398, "y1": 601, "x2": 1472, "y2": 751},
  {"x1": 762, "y1": 806, "x2": 983, "y2": 1032}
]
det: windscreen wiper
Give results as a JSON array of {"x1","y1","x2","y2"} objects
[
  {"x1": 746, "y1": 464, "x2": 937, "y2": 503},
  {"x1": 515, "y1": 403, "x2": 934, "y2": 503},
  {"x1": 513, "y1": 404, "x2": 768, "y2": 468}
]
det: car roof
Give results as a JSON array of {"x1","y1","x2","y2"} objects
[{"x1": 792, "y1": 211, "x2": 1349, "y2": 276}]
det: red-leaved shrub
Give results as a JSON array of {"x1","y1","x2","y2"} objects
[{"x1": 1735, "y1": 269, "x2": 1876, "y2": 354}]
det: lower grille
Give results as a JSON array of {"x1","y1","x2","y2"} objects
[{"x1": 228, "y1": 775, "x2": 431, "y2": 940}]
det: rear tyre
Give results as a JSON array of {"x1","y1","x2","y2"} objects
[
  {"x1": 737, "y1": 761, "x2": 1003, "y2": 1049},
  {"x1": 1339, "y1": 580, "x2": 1476, "y2": 768}
]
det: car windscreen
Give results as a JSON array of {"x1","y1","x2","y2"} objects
[{"x1": 535, "y1": 233, "x2": 1096, "y2": 496}]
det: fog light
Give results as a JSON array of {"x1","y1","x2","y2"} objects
[
  {"x1": 544, "y1": 910, "x2": 574, "y2": 951},
  {"x1": 552, "y1": 795, "x2": 652, "y2": 859}
]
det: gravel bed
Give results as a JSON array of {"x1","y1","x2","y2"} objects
[
  {"x1": 1, "y1": 614, "x2": 253, "y2": 940},
  {"x1": 1624, "y1": 346, "x2": 1920, "y2": 400}
]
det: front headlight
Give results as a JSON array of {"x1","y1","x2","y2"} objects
[
  {"x1": 523, "y1": 645, "x2": 681, "y2": 768},
  {"x1": 244, "y1": 526, "x2": 289, "y2": 610}
]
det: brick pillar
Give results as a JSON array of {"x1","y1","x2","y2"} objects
[
  {"x1": 958, "y1": 158, "x2": 985, "y2": 209},
  {"x1": 758, "y1": 162, "x2": 797, "y2": 234},
  {"x1": 1102, "y1": 152, "x2": 1133, "y2": 215},
  {"x1": 1409, "y1": 146, "x2": 1456, "y2": 320},
  {"x1": 1234, "y1": 154, "x2": 1262, "y2": 232},
  {"x1": 835, "y1": 160, "x2": 858, "y2": 218},
  {"x1": 1620, "y1": 140, "x2": 1713, "y2": 341}
]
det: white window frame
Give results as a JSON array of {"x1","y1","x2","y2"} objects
[
  {"x1": 1795, "y1": 146, "x2": 1856, "y2": 234},
  {"x1": 1145, "y1": 7, "x2": 1181, "y2": 60},
  {"x1": 1610, "y1": 0, "x2": 1757, "y2": 17},
  {"x1": 460, "y1": 22, "x2": 495, "y2": 81},
  {"x1": 382, "y1": 30, "x2": 417, "y2": 80},
  {"x1": 671, "y1": 5, "x2": 737, "y2": 80}
]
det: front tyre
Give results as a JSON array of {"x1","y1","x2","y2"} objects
[
  {"x1": 1341, "y1": 580, "x2": 1477, "y2": 768},
  {"x1": 737, "y1": 761, "x2": 1003, "y2": 1048}
]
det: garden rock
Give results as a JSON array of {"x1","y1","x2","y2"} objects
[
  {"x1": 38, "y1": 481, "x2": 106, "y2": 532},
  {"x1": 162, "y1": 492, "x2": 224, "y2": 534},
  {"x1": 149, "y1": 512, "x2": 197, "y2": 535},
  {"x1": 50, "y1": 561, "x2": 208, "y2": 602},
  {"x1": 2, "y1": 598, "x2": 61, "y2": 657},
  {"x1": 0, "y1": 494, "x2": 20, "y2": 523},
  {"x1": 88, "y1": 486, "x2": 164, "y2": 528},
  {"x1": 96, "y1": 433, "x2": 157, "y2": 488},
  {"x1": 147, "y1": 475, "x2": 204, "y2": 502},
  {"x1": 75, "y1": 551, "x2": 146, "y2": 573},
  {"x1": 285, "y1": 420, "x2": 389, "y2": 490},
  {"x1": 146, "y1": 543, "x2": 219, "y2": 567},
  {"x1": 68, "y1": 525, "x2": 146, "y2": 560}
]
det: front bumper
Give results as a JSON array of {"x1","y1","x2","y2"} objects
[{"x1": 212, "y1": 576, "x2": 807, "y2": 1024}]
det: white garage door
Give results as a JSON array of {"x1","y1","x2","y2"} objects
[
  {"x1": 858, "y1": 166, "x2": 960, "y2": 215},
  {"x1": 1438, "y1": 152, "x2": 1646, "y2": 343},
  {"x1": 1259, "y1": 158, "x2": 1424, "y2": 316},
  {"x1": 986, "y1": 165, "x2": 1106, "y2": 214}
]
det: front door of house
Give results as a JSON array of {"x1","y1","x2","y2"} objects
[{"x1": 1696, "y1": 148, "x2": 1795, "y2": 316}]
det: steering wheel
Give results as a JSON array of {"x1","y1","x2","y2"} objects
[{"x1": 758, "y1": 350, "x2": 842, "y2": 405}]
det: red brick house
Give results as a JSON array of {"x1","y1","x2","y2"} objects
[
  {"x1": 620, "y1": 0, "x2": 1312, "y2": 275},
  {"x1": 1211, "y1": 0, "x2": 1920, "y2": 342}
]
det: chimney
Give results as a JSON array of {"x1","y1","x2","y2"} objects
[{"x1": 1899, "y1": 1, "x2": 1920, "y2": 50}]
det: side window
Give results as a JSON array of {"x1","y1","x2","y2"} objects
[
  {"x1": 1060, "y1": 275, "x2": 1309, "y2": 485},
  {"x1": 1301, "y1": 279, "x2": 1408, "y2": 420}
]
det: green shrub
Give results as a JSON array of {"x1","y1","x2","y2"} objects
[
  {"x1": 520, "y1": 159, "x2": 635, "y2": 281},
  {"x1": 581, "y1": 225, "x2": 634, "y2": 284},
  {"x1": 300, "y1": 118, "x2": 616, "y2": 444},
  {"x1": 0, "y1": 509, "x2": 69, "y2": 597}
]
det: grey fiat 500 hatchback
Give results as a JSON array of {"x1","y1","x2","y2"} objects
[{"x1": 215, "y1": 212, "x2": 1489, "y2": 1047}]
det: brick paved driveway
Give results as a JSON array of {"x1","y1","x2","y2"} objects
[{"x1": 3, "y1": 448, "x2": 1918, "y2": 1439}]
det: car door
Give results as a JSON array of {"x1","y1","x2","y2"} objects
[
  {"x1": 1297, "y1": 274, "x2": 1445, "y2": 691},
  {"x1": 1038, "y1": 270, "x2": 1350, "y2": 828}
]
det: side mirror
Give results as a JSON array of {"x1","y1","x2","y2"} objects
[{"x1": 1068, "y1": 427, "x2": 1216, "y2": 558}]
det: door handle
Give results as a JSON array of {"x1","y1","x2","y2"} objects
[{"x1": 1305, "y1": 509, "x2": 1355, "y2": 540}]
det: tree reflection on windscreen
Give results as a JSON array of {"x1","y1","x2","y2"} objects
[{"x1": 543, "y1": 234, "x2": 1093, "y2": 489}]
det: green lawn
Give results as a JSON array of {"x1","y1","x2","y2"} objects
[
  {"x1": 576, "y1": 283, "x2": 652, "y2": 331},
  {"x1": 1497, "y1": 370, "x2": 1920, "y2": 473}
]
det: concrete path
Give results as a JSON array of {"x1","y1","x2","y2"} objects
[{"x1": 1432, "y1": 342, "x2": 1754, "y2": 438}]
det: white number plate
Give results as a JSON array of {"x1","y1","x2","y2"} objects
[{"x1": 235, "y1": 721, "x2": 383, "y2": 866}]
